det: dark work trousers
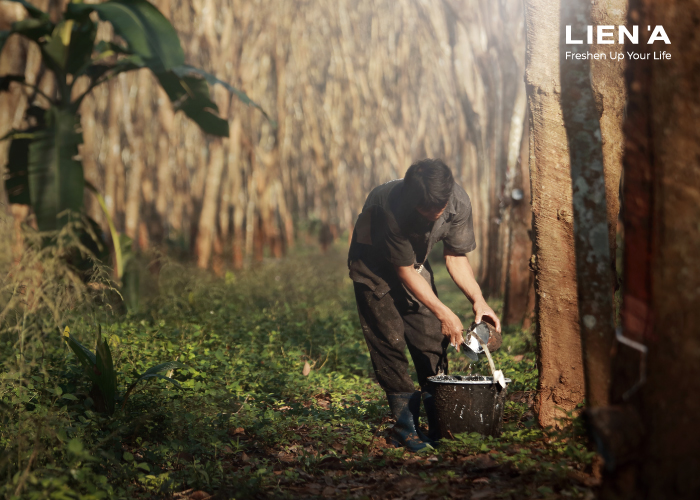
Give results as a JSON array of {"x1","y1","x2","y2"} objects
[{"x1": 353, "y1": 262, "x2": 449, "y2": 394}]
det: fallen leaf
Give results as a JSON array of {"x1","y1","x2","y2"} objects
[
  {"x1": 173, "y1": 489, "x2": 194, "y2": 499},
  {"x1": 567, "y1": 468, "x2": 600, "y2": 487},
  {"x1": 303, "y1": 361, "x2": 311, "y2": 376},
  {"x1": 296, "y1": 469, "x2": 314, "y2": 480},
  {"x1": 305, "y1": 483, "x2": 323, "y2": 494},
  {"x1": 373, "y1": 437, "x2": 390, "y2": 449},
  {"x1": 512, "y1": 354, "x2": 524, "y2": 362},
  {"x1": 189, "y1": 492, "x2": 211, "y2": 500},
  {"x1": 241, "y1": 452, "x2": 250, "y2": 462},
  {"x1": 320, "y1": 456, "x2": 343, "y2": 468},
  {"x1": 471, "y1": 488, "x2": 495, "y2": 500},
  {"x1": 471, "y1": 453, "x2": 498, "y2": 471},
  {"x1": 393, "y1": 476, "x2": 424, "y2": 490}
]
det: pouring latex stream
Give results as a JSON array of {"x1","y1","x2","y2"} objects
[{"x1": 463, "y1": 323, "x2": 507, "y2": 389}]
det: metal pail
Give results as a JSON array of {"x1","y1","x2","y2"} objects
[{"x1": 427, "y1": 375, "x2": 511, "y2": 438}]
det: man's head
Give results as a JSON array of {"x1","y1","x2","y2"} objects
[{"x1": 403, "y1": 159, "x2": 454, "y2": 221}]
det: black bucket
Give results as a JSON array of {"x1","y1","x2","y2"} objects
[{"x1": 427, "y1": 375, "x2": 511, "y2": 438}]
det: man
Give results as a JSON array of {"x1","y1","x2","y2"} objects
[{"x1": 348, "y1": 159, "x2": 501, "y2": 451}]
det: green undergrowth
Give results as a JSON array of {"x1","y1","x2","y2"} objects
[{"x1": 0, "y1": 233, "x2": 594, "y2": 499}]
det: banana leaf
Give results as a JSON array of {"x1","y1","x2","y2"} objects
[
  {"x1": 66, "y1": 0, "x2": 184, "y2": 73},
  {"x1": 41, "y1": 22, "x2": 70, "y2": 73},
  {"x1": 173, "y1": 65, "x2": 276, "y2": 126},
  {"x1": 66, "y1": 18, "x2": 98, "y2": 75},
  {"x1": 0, "y1": 17, "x2": 54, "y2": 55},
  {"x1": 156, "y1": 70, "x2": 229, "y2": 137}
]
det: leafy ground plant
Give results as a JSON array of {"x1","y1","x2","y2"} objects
[
  {"x1": 63, "y1": 326, "x2": 184, "y2": 414},
  {"x1": 0, "y1": 238, "x2": 601, "y2": 499}
]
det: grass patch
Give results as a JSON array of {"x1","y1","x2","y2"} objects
[{"x1": 0, "y1": 236, "x2": 597, "y2": 499}]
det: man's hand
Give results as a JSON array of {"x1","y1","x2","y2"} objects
[
  {"x1": 395, "y1": 265, "x2": 466, "y2": 351},
  {"x1": 438, "y1": 309, "x2": 465, "y2": 351},
  {"x1": 444, "y1": 252, "x2": 502, "y2": 334},
  {"x1": 473, "y1": 299, "x2": 501, "y2": 333}
]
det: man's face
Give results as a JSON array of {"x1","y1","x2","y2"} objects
[{"x1": 416, "y1": 203, "x2": 447, "y2": 222}]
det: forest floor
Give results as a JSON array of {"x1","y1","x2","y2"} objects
[{"x1": 1, "y1": 242, "x2": 602, "y2": 499}]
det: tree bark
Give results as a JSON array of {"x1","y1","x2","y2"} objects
[
  {"x1": 121, "y1": 72, "x2": 145, "y2": 245},
  {"x1": 525, "y1": 0, "x2": 585, "y2": 428},
  {"x1": 503, "y1": 113, "x2": 534, "y2": 326},
  {"x1": 526, "y1": 0, "x2": 626, "y2": 426},
  {"x1": 195, "y1": 140, "x2": 225, "y2": 269},
  {"x1": 559, "y1": 1, "x2": 623, "y2": 410},
  {"x1": 602, "y1": 1, "x2": 700, "y2": 497}
]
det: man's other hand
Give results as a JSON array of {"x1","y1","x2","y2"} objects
[
  {"x1": 439, "y1": 310, "x2": 465, "y2": 351},
  {"x1": 473, "y1": 300, "x2": 501, "y2": 333}
]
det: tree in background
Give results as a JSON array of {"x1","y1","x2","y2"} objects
[
  {"x1": 0, "y1": 0, "x2": 265, "y2": 271},
  {"x1": 524, "y1": 0, "x2": 626, "y2": 427},
  {"x1": 501, "y1": 112, "x2": 534, "y2": 329},
  {"x1": 1, "y1": 0, "x2": 529, "y2": 286}
]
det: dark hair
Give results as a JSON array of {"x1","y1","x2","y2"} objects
[{"x1": 403, "y1": 159, "x2": 454, "y2": 210}]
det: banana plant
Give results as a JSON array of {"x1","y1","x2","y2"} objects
[
  {"x1": 63, "y1": 325, "x2": 185, "y2": 415},
  {"x1": 1, "y1": 0, "x2": 270, "y2": 233}
]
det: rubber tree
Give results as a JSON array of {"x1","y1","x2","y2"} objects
[
  {"x1": 597, "y1": 0, "x2": 700, "y2": 497},
  {"x1": 501, "y1": 111, "x2": 533, "y2": 328},
  {"x1": 525, "y1": 0, "x2": 625, "y2": 427},
  {"x1": 559, "y1": 1, "x2": 619, "y2": 410}
]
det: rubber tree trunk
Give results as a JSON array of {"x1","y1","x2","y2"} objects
[
  {"x1": 195, "y1": 140, "x2": 225, "y2": 269},
  {"x1": 502, "y1": 110, "x2": 533, "y2": 327},
  {"x1": 601, "y1": 1, "x2": 700, "y2": 497},
  {"x1": 559, "y1": 1, "x2": 622, "y2": 410},
  {"x1": 525, "y1": 0, "x2": 585, "y2": 427},
  {"x1": 498, "y1": 8, "x2": 529, "y2": 313},
  {"x1": 525, "y1": 0, "x2": 625, "y2": 426},
  {"x1": 122, "y1": 72, "x2": 148, "y2": 247}
]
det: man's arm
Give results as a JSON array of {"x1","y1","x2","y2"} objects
[
  {"x1": 395, "y1": 265, "x2": 466, "y2": 350},
  {"x1": 443, "y1": 248, "x2": 502, "y2": 332}
]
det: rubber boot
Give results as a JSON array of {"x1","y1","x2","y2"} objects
[
  {"x1": 422, "y1": 390, "x2": 441, "y2": 442},
  {"x1": 387, "y1": 392, "x2": 430, "y2": 452}
]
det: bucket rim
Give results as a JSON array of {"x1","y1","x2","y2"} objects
[{"x1": 427, "y1": 375, "x2": 512, "y2": 385}]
